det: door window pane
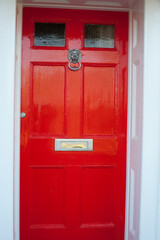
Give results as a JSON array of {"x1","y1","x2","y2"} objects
[
  {"x1": 85, "y1": 24, "x2": 115, "y2": 48},
  {"x1": 34, "y1": 23, "x2": 65, "y2": 47}
]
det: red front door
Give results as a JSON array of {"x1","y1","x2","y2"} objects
[{"x1": 20, "y1": 8, "x2": 128, "y2": 240}]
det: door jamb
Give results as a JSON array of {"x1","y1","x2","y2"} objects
[
  {"x1": 14, "y1": 3, "x2": 23, "y2": 240},
  {"x1": 125, "y1": 9, "x2": 132, "y2": 240}
]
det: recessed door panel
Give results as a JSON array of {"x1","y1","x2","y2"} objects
[
  {"x1": 32, "y1": 65, "x2": 65, "y2": 135},
  {"x1": 83, "y1": 66, "x2": 115, "y2": 135},
  {"x1": 30, "y1": 168, "x2": 65, "y2": 226},
  {"x1": 21, "y1": 8, "x2": 128, "y2": 240},
  {"x1": 81, "y1": 167, "x2": 115, "y2": 225}
]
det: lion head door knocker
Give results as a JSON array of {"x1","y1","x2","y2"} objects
[{"x1": 68, "y1": 49, "x2": 81, "y2": 71}]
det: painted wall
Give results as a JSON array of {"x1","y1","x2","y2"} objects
[
  {"x1": 140, "y1": 0, "x2": 160, "y2": 239},
  {"x1": 0, "y1": 0, "x2": 17, "y2": 240}
]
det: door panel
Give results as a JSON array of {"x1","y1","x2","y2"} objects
[
  {"x1": 21, "y1": 8, "x2": 128, "y2": 240},
  {"x1": 81, "y1": 167, "x2": 115, "y2": 224},
  {"x1": 84, "y1": 66, "x2": 115, "y2": 135},
  {"x1": 30, "y1": 168, "x2": 65, "y2": 226},
  {"x1": 32, "y1": 65, "x2": 65, "y2": 135}
]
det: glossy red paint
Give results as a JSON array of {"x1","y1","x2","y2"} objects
[{"x1": 20, "y1": 8, "x2": 128, "y2": 240}]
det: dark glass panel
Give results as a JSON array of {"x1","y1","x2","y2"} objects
[
  {"x1": 35, "y1": 23, "x2": 65, "y2": 47},
  {"x1": 85, "y1": 24, "x2": 115, "y2": 48}
]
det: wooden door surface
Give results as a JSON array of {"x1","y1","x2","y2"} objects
[{"x1": 20, "y1": 8, "x2": 128, "y2": 240}]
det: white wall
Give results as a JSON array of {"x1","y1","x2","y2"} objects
[
  {"x1": 140, "y1": 0, "x2": 160, "y2": 239},
  {"x1": 0, "y1": 1, "x2": 17, "y2": 240}
]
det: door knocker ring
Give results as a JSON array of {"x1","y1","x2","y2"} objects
[{"x1": 68, "y1": 49, "x2": 81, "y2": 71}]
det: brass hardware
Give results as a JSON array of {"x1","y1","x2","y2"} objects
[{"x1": 55, "y1": 139, "x2": 93, "y2": 151}]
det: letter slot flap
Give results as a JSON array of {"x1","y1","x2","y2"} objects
[{"x1": 55, "y1": 139, "x2": 93, "y2": 151}]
